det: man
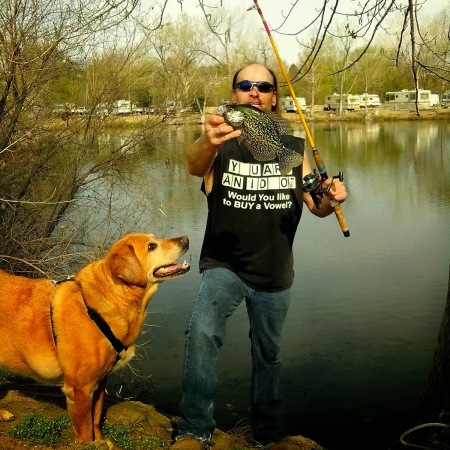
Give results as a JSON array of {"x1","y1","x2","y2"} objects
[{"x1": 171, "y1": 63, "x2": 347, "y2": 450}]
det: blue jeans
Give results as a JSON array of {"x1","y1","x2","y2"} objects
[{"x1": 177, "y1": 267, "x2": 291, "y2": 445}]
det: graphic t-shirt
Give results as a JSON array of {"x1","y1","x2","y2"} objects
[{"x1": 199, "y1": 135, "x2": 305, "y2": 292}]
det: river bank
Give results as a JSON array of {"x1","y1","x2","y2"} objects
[
  {"x1": 0, "y1": 384, "x2": 322, "y2": 450},
  {"x1": 87, "y1": 106, "x2": 450, "y2": 130}
]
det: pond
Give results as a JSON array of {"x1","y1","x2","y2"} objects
[{"x1": 61, "y1": 120, "x2": 449, "y2": 450}]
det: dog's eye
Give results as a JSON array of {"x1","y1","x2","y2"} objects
[{"x1": 148, "y1": 242, "x2": 157, "y2": 251}]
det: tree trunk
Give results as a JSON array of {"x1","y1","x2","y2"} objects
[
  {"x1": 405, "y1": 267, "x2": 450, "y2": 448},
  {"x1": 415, "y1": 266, "x2": 450, "y2": 422}
]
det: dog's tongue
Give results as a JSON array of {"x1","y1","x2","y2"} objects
[{"x1": 154, "y1": 261, "x2": 189, "y2": 278}]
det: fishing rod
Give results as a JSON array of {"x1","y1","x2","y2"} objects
[{"x1": 250, "y1": 0, "x2": 350, "y2": 237}]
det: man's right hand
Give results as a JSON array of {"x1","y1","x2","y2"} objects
[{"x1": 204, "y1": 114, "x2": 241, "y2": 147}]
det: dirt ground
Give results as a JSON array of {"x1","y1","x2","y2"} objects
[{"x1": 0, "y1": 385, "x2": 322, "y2": 450}]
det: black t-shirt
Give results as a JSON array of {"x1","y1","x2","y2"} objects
[{"x1": 199, "y1": 135, "x2": 305, "y2": 292}]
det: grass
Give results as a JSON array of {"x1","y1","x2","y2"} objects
[
  {"x1": 102, "y1": 422, "x2": 168, "y2": 449},
  {"x1": 8, "y1": 413, "x2": 169, "y2": 449},
  {"x1": 8, "y1": 413, "x2": 71, "y2": 445}
]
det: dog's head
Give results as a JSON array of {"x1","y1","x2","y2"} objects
[{"x1": 106, "y1": 233, "x2": 190, "y2": 287}]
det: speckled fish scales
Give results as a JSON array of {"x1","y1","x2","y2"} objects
[{"x1": 217, "y1": 103, "x2": 303, "y2": 175}]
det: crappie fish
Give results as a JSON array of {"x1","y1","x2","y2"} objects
[{"x1": 216, "y1": 103, "x2": 303, "y2": 175}]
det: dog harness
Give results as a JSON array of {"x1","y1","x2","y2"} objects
[
  {"x1": 50, "y1": 277, "x2": 128, "y2": 363},
  {"x1": 84, "y1": 303, "x2": 128, "y2": 362}
]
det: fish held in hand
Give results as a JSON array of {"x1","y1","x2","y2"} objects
[{"x1": 216, "y1": 103, "x2": 303, "y2": 175}]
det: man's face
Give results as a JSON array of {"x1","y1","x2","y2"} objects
[{"x1": 231, "y1": 64, "x2": 277, "y2": 112}]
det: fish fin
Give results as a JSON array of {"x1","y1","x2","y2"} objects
[
  {"x1": 267, "y1": 113, "x2": 289, "y2": 135},
  {"x1": 277, "y1": 147, "x2": 304, "y2": 176}
]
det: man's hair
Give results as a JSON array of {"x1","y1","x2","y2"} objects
[{"x1": 231, "y1": 63, "x2": 281, "y2": 115}]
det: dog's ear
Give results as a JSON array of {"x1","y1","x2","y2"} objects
[{"x1": 109, "y1": 244, "x2": 148, "y2": 287}]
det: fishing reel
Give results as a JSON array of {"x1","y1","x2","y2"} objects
[{"x1": 302, "y1": 170, "x2": 344, "y2": 208}]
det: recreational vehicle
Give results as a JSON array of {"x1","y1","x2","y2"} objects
[
  {"x1": 359, "y1": 93, "x2": 381, "y2": 108},
  {"x1": 324, "y1": 93, "x2": 360, "y2": 111},
  {"x1": 429, "y1": 94, "x2": 440, "y2": 107},
  {"x1": 111, "y1": 100, "x2": 132, "y2": 115},
  {"x1": 384, "y1": 89, "x2": 435, "y2": 110},
  {"x1": 280, "y1": 96, "x2": 306, "y2": 113},
  {"x1": 442, "y1": 91, "x2": 450, "y2": 108}
]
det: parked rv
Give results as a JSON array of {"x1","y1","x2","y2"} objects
[
  {"x1": 324, "y1": 93, "x2": 360, "y2": 111},
  {"x1": 442, "y1": 91, "x2": 450, "y2": 108},
  {"x1": 359, "y1": 93, "x2": 381, "y2": 108},
  {"x1": 280, "y1": 96, "x2": 306, "y2": 113},
  {"x1": 111, "y1": 100, "x2": 132, "y2": 115},
  {"x1": 110, "y1": 100, "x2": 144, "y2": 115},
  {"x1": 384, "y1": 89, "x2": 436, "y2": 110}
]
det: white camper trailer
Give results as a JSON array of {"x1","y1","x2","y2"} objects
[
  {"x1": 280, "y1": 96, "x2": 306, "y2": 113},
  {"x1": 442, "y1": 91, "x2": 450, "y2": 108},
  {"x1": 384, "y1": 89, "x2": 434, "y2": 110},
  {"x1": 111, "y1": 100, "x2": 132, "y2": 115},
  {"x1": 359, "y1": 93, "x2": 381, "y2": 108},
  {"x1": 324, "y1": 93, "x2": 360, "y2": 111}
]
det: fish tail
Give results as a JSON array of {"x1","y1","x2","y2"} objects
[{"x1": 277, "y1": 148, "x2": 304, "y2": 175}]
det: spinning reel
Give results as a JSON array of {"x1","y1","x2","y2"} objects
[{"x1": 302, "y1": 170, "x2": 344, "y2": 208}]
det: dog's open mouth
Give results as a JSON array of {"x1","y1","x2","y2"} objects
[{"x1": 154, "y1": 261, "x2": 190, "y2": 278}]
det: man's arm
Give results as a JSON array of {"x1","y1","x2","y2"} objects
[{"x1": 301, "y1": 152, "x2": 347, "y2": 218}]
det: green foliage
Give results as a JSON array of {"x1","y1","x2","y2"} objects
[
  {"x1": 8, "y1": 414, "x2": 169, "y2": 449},
  {"x1": 101, "y1": 422, "x2": 168, "y2": 450},
  {"x1": 8, "y1": 413, "x2": 71, "y2": 445}
]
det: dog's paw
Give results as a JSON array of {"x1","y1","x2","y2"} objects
[
  {"x1": 74, "y1": 439, "x2": 117, "y2": 449},
  {"x1": 0, "y1": 409, "x2": 15, "y2": 421}
]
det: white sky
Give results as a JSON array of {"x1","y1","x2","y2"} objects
[{"x1": 161, "y1": 0, "x2": 449, "y2": 64}]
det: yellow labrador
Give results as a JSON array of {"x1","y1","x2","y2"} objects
[{"x1": 0, "y1": 232, "x2": 189, "y2": 443}]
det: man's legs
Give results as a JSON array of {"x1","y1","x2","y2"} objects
[
  {"x1": 176, "y1": 268, "x2": 247, "y2": 442},
  {"x1": 246, "y1": 287, "x2": 291, "y2": 445}
]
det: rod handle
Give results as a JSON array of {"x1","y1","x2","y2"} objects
[{"x1": 331, "y1": 201, "x2": 350, "y2": 237}]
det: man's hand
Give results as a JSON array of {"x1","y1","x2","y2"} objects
[
  {"x1": 203, "y1": 114, "x2": 241, "y2": 147},
  {"x1": 323, "y1": 177, "x2": 347, "y2": 204}
]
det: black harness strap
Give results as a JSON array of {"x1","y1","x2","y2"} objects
[
  {"x1": 85, "y1": 304, "x2": 128, "y2": 360},
  {"x1": 50, "y1": 277, "x2": 127, "y2": 363}
]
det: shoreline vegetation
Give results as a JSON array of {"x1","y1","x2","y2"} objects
[{"x1": 77, "y1": 106, "x2": 450, "y2": 130}]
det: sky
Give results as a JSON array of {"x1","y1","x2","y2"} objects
[{"x1": 161, "y1": 0, "x2": 449, "y2": 64}]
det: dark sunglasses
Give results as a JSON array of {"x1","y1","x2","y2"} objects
[{"x1": 234, "y1": 80, "x2": 274, "y2": 93}]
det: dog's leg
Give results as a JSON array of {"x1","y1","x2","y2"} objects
[
  {"x1": 92, "y1": 376, "x2": 107, "y2": 441},
  {"x1": 63, "y1": 382, "x2": 95, "y2": 442}
]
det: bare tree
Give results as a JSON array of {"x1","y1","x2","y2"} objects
[
  {"x1": 0, "y1": 0, "x2": 167, "y2": 276},
  {"x1": 262, "y1": 0, "x2": 448, "y2": 115}
]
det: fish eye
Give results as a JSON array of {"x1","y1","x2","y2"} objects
[{"x1": 148, "y1": 242, "x2": 157, "y2": 251}]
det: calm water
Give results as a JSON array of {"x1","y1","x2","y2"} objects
[{"x1": 62, "y1": 121, "x2": 449, "y2": 450}]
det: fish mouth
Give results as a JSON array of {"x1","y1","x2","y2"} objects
[{"x1": 153, "y1": 261, "x2": 190, "y2": 278}]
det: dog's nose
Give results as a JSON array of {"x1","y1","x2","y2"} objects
[{"x1": 180, "y1": 236, "x2": 189, "y2": 250}]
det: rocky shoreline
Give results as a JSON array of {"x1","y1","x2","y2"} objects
[{"x1": 0, "y1": 384, "x2": 322, "y2": 450}]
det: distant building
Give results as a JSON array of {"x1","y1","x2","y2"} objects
[
  {"x1": 359, "y1": 93, "x2": 381, "y2": 108},
  {"x1": 280, "y1": 96, "x2": 306, "y2": 113},
  {"x1": 442, "y1": 91, "x2": 450, "y2": 108},
  {"x1": 111, "y1": 100, "x2": 132, "y2": 115},
  {"x1": 384, "y1": 89, "x2": 437, "y2": 110},
  {"x1": 324, "y1": 93, "x2": 360, "y2": 111}
]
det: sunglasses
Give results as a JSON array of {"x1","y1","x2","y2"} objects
[{"x1": 234, "y1": 80, "x2": 274, "y2": 93}]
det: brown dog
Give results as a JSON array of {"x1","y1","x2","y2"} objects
[{"x1": 0, "y1": 232, "x2": 189, "y2": 443}]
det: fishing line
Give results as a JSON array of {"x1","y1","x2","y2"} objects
[{"x1": 250, "y1": 0, "x2": 350, "y2": 237}]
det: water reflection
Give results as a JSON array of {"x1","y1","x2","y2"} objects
[{"x1": 60, "y1": 121, "x2": 449, "y2": 450}]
